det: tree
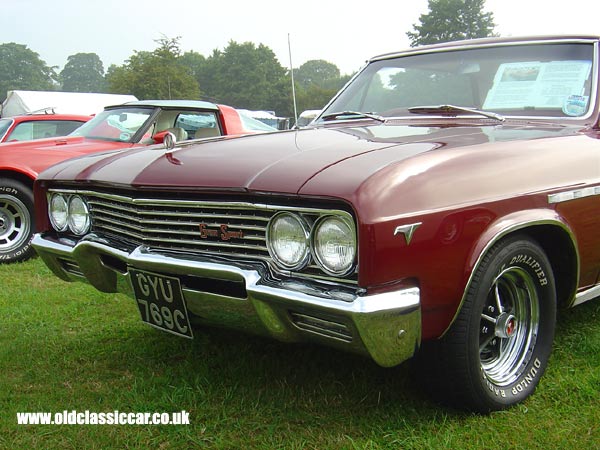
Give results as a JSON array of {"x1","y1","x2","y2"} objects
[
  {"x1": 109, "y1": 38, "x2": 350, "y2": 118},
  {"x1": 407, "y1": 0, "x2": 497, "y2": 47},
  {"x1": 180, "y1": 50, "x2": 219, "y2": 101},
  {"x1": 295, "y1": 85, "x2": 334, "y2": 114},
  {"x1": 294, "y1": 60, "x2": 340, "y2": 89},
  {"x1": 179, "y1": 51, "x2": 207, "y2": 84},
  {"x1": 0, "y1": 43, "x2": 57, "y2": 102},
  {"x1": 291, "y1": 61, "x2": 350, "y2": 114},
  {"x1": 200, "y1": 41, "x2": 289, "y2": 113},
  {"x1": 106, "y1": 36, "x2": 199, "y2": 100},
  {"x1": 60, "y1": 53, "x2": 106, "y2": 92}
]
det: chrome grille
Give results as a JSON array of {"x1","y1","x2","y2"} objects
[
  {"x1": 86, "y1": 193, "x2": 273, "y2": 259},
  {"x1": 53, "y1": 189, "x2": 358, "y2": 285}
]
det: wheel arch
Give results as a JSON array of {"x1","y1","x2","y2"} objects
[
  {"x1": 442, "y1": 209, "x2": 579, "y2": 336},
  {"x1": 0, "y1": 169, "x2": 36, "y2": 189},
  {"x1": 518, "y1": 225, "x2": 579, "y2": 308}
]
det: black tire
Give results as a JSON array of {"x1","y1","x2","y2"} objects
[
  {"x1": 420, "y1": 235, "x2": 556, "y2": 412},
  {"x1": 0, "y1": 178, "x2": 35, "y2": 263}
]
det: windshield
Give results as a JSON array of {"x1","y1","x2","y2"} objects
[
  {"x1": 70, "y1": 107, "x2": 154, "y2": 142},
  {"x1": 237, "y1": 112, "x2": 278, "y2": 132},
  {"x1": 319, "y1": 42, "x2": 595, "y2": 121}
]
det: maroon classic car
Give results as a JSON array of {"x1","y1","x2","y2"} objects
[{"x1": 32, "y1": 36, "x2": 600, "y2": 412}]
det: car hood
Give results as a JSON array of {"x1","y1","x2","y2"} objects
[
  {"x1": 0, "y1": 136, "x2": 134, "y2": 178},
  {"x1": 40, "y1": 122, "x2": 582, "y2": 197}
]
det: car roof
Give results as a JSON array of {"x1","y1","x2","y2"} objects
[
  {"x1": 370, "y1": 35, "x2": 600, "y2": 63},
  {"x1": 105, "y1": 100, "x2": 220, "y2": 111}
]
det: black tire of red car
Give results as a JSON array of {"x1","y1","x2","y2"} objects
[
  {"x1": 416, "y1": 235, "x2": 557, "y2": 413},
  {"x1": 0, "y1": 178, "x2": 35, "y2": 263}
]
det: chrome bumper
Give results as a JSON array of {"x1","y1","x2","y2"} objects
[{"x1": 32, "y1": 233, "x2": 421, "y2": 367}]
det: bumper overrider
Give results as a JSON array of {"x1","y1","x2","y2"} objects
[{"x1": 32, "y1": 233, "x2": 421, "y2": 367}]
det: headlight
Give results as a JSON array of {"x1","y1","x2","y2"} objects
[
  {"x1": 266, "y1": 212, "x2": 310, "y2": 270},
  {"x1": 312, "y1": 216, "x2": 356, "y2": 275},
  {"x1": 67, "y1": 195, "x2": 90, "y2": 235},
  {"x1": 49, "y1": 194, "x2": 68, "y2": 231}
]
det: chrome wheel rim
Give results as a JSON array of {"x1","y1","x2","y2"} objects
[
  {"x1": 479, "y1": 266, "x2": 539, "y2": 386},
  {"x1": 0, "y1": 194, "x2": 30, "y2": 252}
]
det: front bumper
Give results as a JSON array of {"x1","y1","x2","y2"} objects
[{"x1": 32, "y1": 233, "x2": 421, "y2": 367}]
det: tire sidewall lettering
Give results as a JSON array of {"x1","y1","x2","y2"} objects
[
  {"x1": 0, "y1": 179, "x2": 35, "y2": 263},
  {"x1": 504, "y1": 253, "x2": 549, "y2": 286},
  {"x1": 470, "y1": 238, "x2": 556, "y2": 409},
  {"x1": 480, "y1": 357, "x2": 543, "y2": 399},
  {"x1": 0, "y1": 240, "x2": 32, "y2": 260},
  {"x1": 0, "y1": 187, "x2": 18, "y2": 195}
]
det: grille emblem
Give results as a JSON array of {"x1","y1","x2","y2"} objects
[{"x1": 199, "y1": 224, "x2": 244, "y2": 241}]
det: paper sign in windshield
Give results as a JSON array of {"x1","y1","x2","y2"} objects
[{"x1": 483, "y1": 60, "x2": 592, "y2": 113}]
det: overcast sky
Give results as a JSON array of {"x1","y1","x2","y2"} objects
[{"x1": 3, "y1": 0, "x2": 599, "y2": 76}]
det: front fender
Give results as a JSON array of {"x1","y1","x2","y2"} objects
[
  {"x1": 443, "y1": 208, "x2": 579, "y2": 336},
  {"x1": 0, "y1": 165, "x2": 38, "y2": 180}
]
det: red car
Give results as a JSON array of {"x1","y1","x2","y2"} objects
[
  {"x1": 32, "y1": 36, "x2": 600, "y2": 412},
  {"x1": 0, "y1": 113, "x2": 89, "y2": 143},
  {"x1": 0, "y1": 100, "x2": 275, "y2": 263}
]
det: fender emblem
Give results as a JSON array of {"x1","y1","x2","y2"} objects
[{"x1": 393, "y1": 222, "x2": 422, "y2": 245}]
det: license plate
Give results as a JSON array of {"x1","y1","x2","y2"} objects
[{"x1": 129, "y1": 269, "x2": 193, "y2": 339}]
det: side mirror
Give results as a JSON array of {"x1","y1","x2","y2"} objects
[{"x1": 153, "y1": 130, "x2": 176, "y2": 149}]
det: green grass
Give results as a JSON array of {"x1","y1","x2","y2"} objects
[{"x1": 1, "y1": 258, "x2": 599, "y2": 449}]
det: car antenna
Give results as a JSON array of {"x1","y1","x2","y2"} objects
[{"x1": 288, "y1": 33, "x2": 298, "y2": 128}]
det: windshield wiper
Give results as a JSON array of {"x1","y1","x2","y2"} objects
[
  {"x1": 408, "y1": 104, "x2": 505, "y2": 122},
  {"x1": 320, "y1": 111, "x2": 386, "y2": 123}
]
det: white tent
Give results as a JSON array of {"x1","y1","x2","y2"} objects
[{"x1": 0, "y1": 90, "x2": 138, "y2": 117}]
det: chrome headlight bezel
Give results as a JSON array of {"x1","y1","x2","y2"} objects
[
  {"x1": 48, "y1": 193, "x2": 69, "y2": 232},
  {"x1": 48, "y1": 192, "x2": 91, "y2": 236},
  {"x1": 311, "y1": 215, "x2": 357, "y2": 276},
  {"x1": 266, "y1": 212, "x2": 311, "y2": 271},
  {"x1": 66, "y1": 195, "x2": 91, "y2": 235}
]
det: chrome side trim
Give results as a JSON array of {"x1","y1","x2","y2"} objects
[
  {"x1": 548, "y1": 185, "x2": 600, "y2": 204},
  {"x1": 573, "y1": 284, "x2": 600, "y2": 306}
]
